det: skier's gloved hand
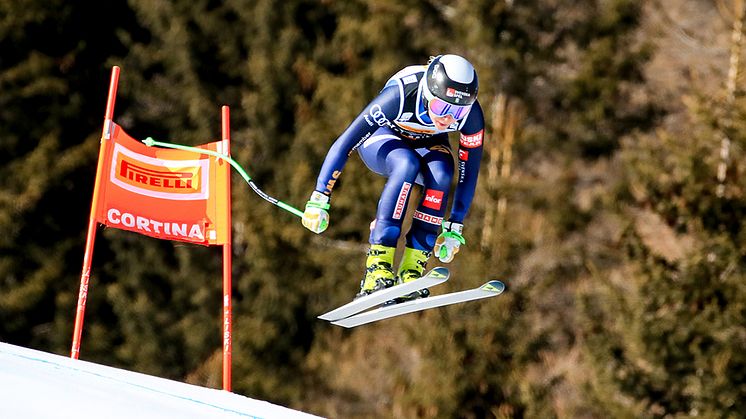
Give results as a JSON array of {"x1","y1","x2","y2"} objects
[
  {"x1": 434, "y1": 221, "x2": 465, "y2": 263},
  {"x1": 302, "y1": 191, "x2": 330, "y2": 234}
]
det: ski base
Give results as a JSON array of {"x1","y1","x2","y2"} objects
[
  {"x1": 330, "y1": 280, "x2": 505, "y2": 328},
  {"x1": 318, "y1": 267, "x2": 449, "y2": 322}
]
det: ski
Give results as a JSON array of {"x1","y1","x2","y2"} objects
[
  {"x1": 318, "y1": 267, "x2": 450, "y2": 322},
  {"x1": 330, "y1": 280, "x2": 505, "y2": 328}
]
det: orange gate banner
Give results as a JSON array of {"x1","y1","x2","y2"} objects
[{"x1": 94, "y1": 122, "x2": 230, "y2": 246}]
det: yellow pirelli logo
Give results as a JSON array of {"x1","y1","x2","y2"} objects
[
  {"x1": 111, "y1": 143, "x2": 209, "y2": 200},
  {"x1": 116, "y1": 158, "x2": 200, "y2": 193}
]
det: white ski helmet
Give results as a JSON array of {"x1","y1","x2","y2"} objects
[
  {"x1": 422, "y1": 54, "x2": 478, "y2": 119},
  {"x1": 425, "y1": 55, "x2": 479, "y2": 105}
]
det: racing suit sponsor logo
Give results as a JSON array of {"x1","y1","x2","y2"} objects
[
  {"x1": 413, "y1": 210, "x2": 442, "y2": 225},
  {"x1": 397, "y1": 112, "x2": 413, "y2": 122},
  {"x1": 393, "y1": 182, "x2": 411, "y2": 220},
  {"x1": 393, "y1": 122, "x2": 437, "y2": 135},
  {"x1": 392, "y1": 120, "x2": 455, "y2": 140},
  {"x1": 459, "y1": 130, "x2": 484, "y2": 149},
  {"x1": 458, "y1": 149, "x2": 469, "y2": 161},
  {"x1": 325, "y1": 170, "x2": 341, "y2": 194},
  {"x1": 350, "y1": 132, "x2": 372, "y2": 153},
  {"x1": 369, "y1": 104, "x2": 389, "y2": 127},
  {"x1": 423, "y1": 189, "x2": 444, "y2": 210}
]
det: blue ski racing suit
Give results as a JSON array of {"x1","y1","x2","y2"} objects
[{"x1": 313, "y1": 64, "x2": 485, "y2": 252}]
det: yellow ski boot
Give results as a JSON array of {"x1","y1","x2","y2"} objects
[
  {"x1": 355, "y1": 245, "x2": 396, "y2": 299},
  {"x1": 394, "y1": 247, "x2": 432, "y2": 302}
]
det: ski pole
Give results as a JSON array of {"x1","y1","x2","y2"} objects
[{"x1": 143, "y1": 137, "x2": 304, "y2": 218}]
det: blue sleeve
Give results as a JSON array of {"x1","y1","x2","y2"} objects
[
  {"x1": 450, "y1": 100, "x2": 486, "y2": 224},
  {"x1": 315, "y1": 85, "x2": 401, "y2": 195}
]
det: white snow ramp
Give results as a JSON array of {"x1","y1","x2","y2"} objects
[{"x1": 0, "y1": 342, "x2": 323, "y2": 419}]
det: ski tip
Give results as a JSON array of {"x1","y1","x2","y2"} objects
[
  {"x1": 481, "y1": 280, "x2": 505, "y2": 294},
  {"x1": 429, "y1": 266, "x2": 449, "y2": 279}
]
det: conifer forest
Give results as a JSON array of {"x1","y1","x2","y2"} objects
[{"x1": 1, "y1": 1, "x2": 745, "y2": 418}]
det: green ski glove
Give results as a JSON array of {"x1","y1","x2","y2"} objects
[
  {"x1": 302, "y1": 191, "x2": 330, "y2": 234},
  {"x1": 434, "y1": 221, "x2": 465, "y2": 263}
]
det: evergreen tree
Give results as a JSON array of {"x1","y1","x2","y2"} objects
[
  {"x1": 580, "y1": 91, "x2": 746, "y2": 417},
  {"x1": 0, "y1": 0, "x2": 139, "y2": 353}
]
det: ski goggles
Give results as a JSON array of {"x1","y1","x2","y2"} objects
[{"x1": 423, "y1": 89, "x2": 472, "y2": 120}]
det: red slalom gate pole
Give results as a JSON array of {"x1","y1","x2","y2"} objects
[
  {"x1": 71, "y1": 66, "x2": 120, "y2": 359},
  {"x1": 221, "y1": 105, "x2": 233, "y2": 391}
]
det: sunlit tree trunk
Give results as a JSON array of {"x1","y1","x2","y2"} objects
[
  {"x1": 480, "y1": 93, "x2": 522, "y2": 263},
  {"x1": 716, "y1": 0, "x2": 745, "y2": 196}
]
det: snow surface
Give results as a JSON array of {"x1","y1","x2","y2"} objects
[{"x1": 0, "y1": 342, "x2": 323, "y2": 419}]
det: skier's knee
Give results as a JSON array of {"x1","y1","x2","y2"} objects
[
  {"x1": 370, "y1": 221, "x2": 401, "y2": 246},
  {"x1": 389, "y1": 152, "x2": 420, "y2": 180},
  {"x1": 407, "y1": 226, "x2": 438, "y2": 250},
  {"x1": 430, "y1": 165, "x2": 454, "y2": 190}
]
